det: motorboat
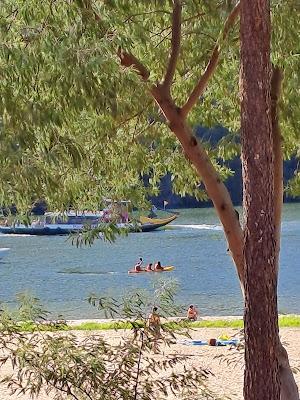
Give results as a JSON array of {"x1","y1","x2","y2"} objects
[{"x1": 0, "y1": 214, "x2": 177, "y2": 236}]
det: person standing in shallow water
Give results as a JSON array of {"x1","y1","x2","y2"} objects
[{"x1": 146, "y1": 306, "x2": 161, "y2": 353}]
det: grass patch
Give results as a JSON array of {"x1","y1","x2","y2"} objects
[
  {"x1": 4, "y1": 315, "x2": 300, "y2": 332},
  {"x1": 191, "y1": 319, "x2": 244, "y2": 328},
  {"x1": 279, "y1": 315, "x2": 300, "y2": 327},
  {"x1": 71, "y1": 315, "x2": 300, "y2": 330},
  {"x1": 70, "y1": 321, "x2": 136, "y2": 330}
]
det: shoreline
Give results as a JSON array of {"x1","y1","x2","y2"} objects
[{"x1": 65, "y1": 314, "x2": 300, "y2": 326}]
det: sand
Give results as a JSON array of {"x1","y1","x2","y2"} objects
[{"x1": 1, "y1": 327, "x2": 299, "y2": 400}]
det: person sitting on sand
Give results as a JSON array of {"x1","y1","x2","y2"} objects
[
  {"x1": 154, "y1": 261, "x2": 164, "y2": 271},
  {"x1": 146, "y1": 263, "x2": 153, "y2": 272},
  {"x1": 187, "y1": 304, "x2": 198, "y2": 321},
  {"x1": 146, "y1": 306, "x2": 161, "y2": 352},
  {"x1": 134, "y1": 257, "x2": 144, "y2": 272}
]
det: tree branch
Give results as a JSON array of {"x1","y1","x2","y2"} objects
[
  {"x1": 150, "y1": 86, "x2": 244, "y2": 283},
  {"x1": 118, "y1": 49, "x2": 150, "y2": 81},
  {"x1": 271, "y1": 65, "x2": 284, "y2": 271},
  {"x1": 162, "y1": 0, "x2": 182, "y2": 91},
  {"x1": 181, "y1": 1, "x2": 240, "y2": 117}
]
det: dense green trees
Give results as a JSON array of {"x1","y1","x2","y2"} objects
[
  {"x1": 0, "y1": 1, "x2": 298, "y2": 211},
  {"x1": 0, "y1": 0, "x2": 299, "y2": 398}
]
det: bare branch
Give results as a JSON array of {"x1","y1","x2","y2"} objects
[
  {"x1": 118, "y1": 49, "x2": 150, "y2": 81},
  {"x1": 163, "y1": 0, "x2": 182, "y2": 91},
  {"x1": 181, "y1": 1, "x2": 240, "y2": 117}
]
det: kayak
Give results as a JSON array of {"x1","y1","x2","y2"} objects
[{"x1": 128, "y1": 266, "x2": 175, "y2": 274}]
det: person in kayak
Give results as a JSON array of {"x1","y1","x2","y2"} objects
[
  {"x1": 187, "y1": 304, "x2": 198, "y2": 321},
  {"x1": 154, "y1": 261, "x2": 164, "y2": 271},
  {"x1": 146, "y1": 263, "x2": 153, "y2": 272},
  {"x1": 134, "y1": 257, "x2": 144, "y2": 272}
]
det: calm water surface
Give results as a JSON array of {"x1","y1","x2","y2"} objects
[{"x1": 0, "y1": 204, "x2": 299, "y2": 318}]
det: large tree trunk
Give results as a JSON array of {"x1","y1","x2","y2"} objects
[{"x1": 240, "y1": 1, "x2": 280, "y2": 399}]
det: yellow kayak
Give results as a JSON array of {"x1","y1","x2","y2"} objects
[{"x1": 128, "y1": 266, "x2": 175, "y2": 274}]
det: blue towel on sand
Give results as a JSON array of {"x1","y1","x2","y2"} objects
[{"x1": 178, "y1": 339, "x2": 239, "y2": 346}]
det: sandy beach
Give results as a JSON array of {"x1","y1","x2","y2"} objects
[{"x1": 1, "y1": 325, "x2": 299, "y2": 400}]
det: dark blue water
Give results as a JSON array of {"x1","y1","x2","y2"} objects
[{"x1": 0, "y1": 204, "x2": 299, "y2": 318}]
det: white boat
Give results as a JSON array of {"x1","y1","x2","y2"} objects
[{"x1": 0, "y1": 248, "x2": 10, "y2": 259}]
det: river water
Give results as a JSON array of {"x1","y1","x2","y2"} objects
[{"x1": 0, "y1": 204, "x2": 299, "y2": 319}]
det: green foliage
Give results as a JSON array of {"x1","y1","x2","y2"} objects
[
  {"x1": 89, "y1": 278, "x2": 182, "y2": 319},
  {"x1": 0, "y1": 285, "x2": 218, "y2": 400},
  {"x1": 286, "y1": 171, "x2": 300, "y2": 197},
  {"x1": 0, "y1": 0, "x2": 299, "y2": 210},
  {"x1": 71, "y1": 222, "x2": 131, "y2": 246}
]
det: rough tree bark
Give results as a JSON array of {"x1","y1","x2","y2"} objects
[{"x1": 240, "y1": 1, "x2": 280, "y2": 399}]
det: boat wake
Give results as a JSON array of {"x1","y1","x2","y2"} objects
[
  {"x1": 172, "y1": 224, "x2": 222, "y2": 231},
  {"x1": 0, "y1": 233, "x2": 33, "y2": 237}
]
